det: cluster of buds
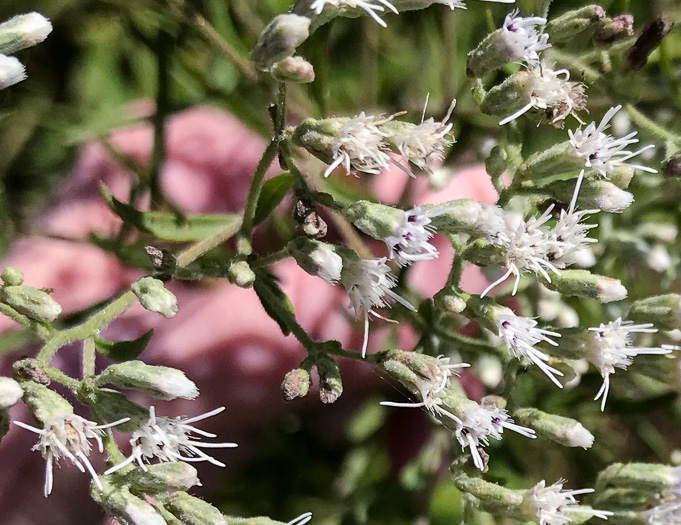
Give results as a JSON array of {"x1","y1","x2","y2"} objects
[{"x1": 0, "y1": 13, "x2": 52, "y2": 90}]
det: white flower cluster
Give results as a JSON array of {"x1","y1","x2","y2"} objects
[
  {"x1": 499, "y1": 9, "x2": 550, "y2": 67},
  {"x1": 526, "y1": 479, "x2": 613, "y2": 525},
  {"x1": 643, "y1": 468, "x2": 681, "y2": 525},
  {"x1": 384, "y1": 205, "x2": 448, "y2": 266},
  {"x1": 568, "y1": 105, "x2": 658, "y2": 177},
  {"x1": 481, "y1": 171, "x2": 596, "y2": 297},
  {"x1": 16, "y1": 406, "x2": 236, "y2": 496}
]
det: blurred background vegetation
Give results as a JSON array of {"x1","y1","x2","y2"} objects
[{"x1": 1, "y1": 0, "x2": 681, "y2": 523}]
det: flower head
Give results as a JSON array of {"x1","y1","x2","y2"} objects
[
  {"x1": 496, "y1": 313, "x2": 564, "y2": 388},
  {"x1": 568, "y1": 105, "x2": 658, "y2": 177},
  {"x1": 500, "y1": 65, "x2": 587, "y2": 127},
  {"x1": 384, "y1": 205, "x2": 448, "y2": 266},
  {"x1": 341, "y1": 257, "x2": 416, "y2": 357},
  {"x1": 499, "y1": 10, "x2": 550, "y2": 67},
  {"x1": 392, "y1": 98, "x2": 456, "y2": 174},
  {"x1": 14, "y1": 414, "x2": 129, "y2": 496},
  {"x1": 644, "y1": 472, "x2": 681, "y2": 525},
  {"x1": 525, "y1": 479, "x2": 613, "y2": 525},
  {"x1": 456, "y1": 405, "x2": 536, "y2": 470},
  {"x1": 105, "y1": 406, "x2": 237, "y2": 474},
  {"x1": 310, "y1": 0, "x2": 399, "y2": 27},
  {"x1": 587, "y1": 319, "x2": 672, "y2": 410},
  {"x1": 381, "y1": 355, "x2": 470, "y2": 425},
  {"x1": 324, "y1": 112, "x2": 393, "y2": 178}
]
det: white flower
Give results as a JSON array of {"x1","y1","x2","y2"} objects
[
  {"x1": 310, "y1": 243, "x2": 343, "y2": 283},
  {"x1": 644, "y1": 472, "x2": 681, "y2": 525},
  {"x1": 381, "y1": 355, "x2": 470, "y2": 425},
  {"x1": 0, "y1": 377, "x2": 23, "y2": 409},
  {"x1": 456, "y1": 405, "x2": 536, "y2": 470},
  {"x1": 587, "y1": 319, "x2": 672, "y2": 411},
  {"x1": 499, "y1": 10, "x2": 550, "y2": 67},
  {"x1": 495, "y1": 313, "x2": 564, "y2": 388},
  {"x1": 310, "y1": 0, "x2": 398, "y2": 27},
  {"x1": 384, "y1": 205, "x2": 448, "y2": 266},
  {"x1": 393, "y1": 97, "x2": 456, "y2": 174},
  {"x1": 499, "y1": 65, "x2": 587, "y2": 127},
  {"x1": 481, "y1": 205, "x2": 560, "y2": 297},
  {"x1": 105, "y1": 407, "x2": 237, "y2": 474},
  {"x1": 342, "y1": 258, "x2": 416, "y2": 357},
  {"x1": 286, "y1": 512, "x2": 313, "y2": 525},
  {"x1": 547, "y1": 170, "x2": 598, "y2": 269},
  {"x1": 568, "y1": 105, "x2": 658, "y2": 177},
  {"x1": 526, "y1": 479, "x2": 613, "y2": 525},
  {"x1": 324, "y1": 112, "x2": 393, "y2": 177},
  {"x1": 14, "y1": 414, "x2": 129, "y2": 496}
]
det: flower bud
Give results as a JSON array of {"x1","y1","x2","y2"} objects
[
  {"x1": 0, "y1": 377, "x2": 23, "y2": 409},
  {"x1": 131, "y1": 277, "x2": 177, "y2": 318},
  {"x1": 160, "y1": 491, "x2": 228, "y2": 525},
  {"x1": 597, "y1": 463, "x2": 677, "y2": 493},
  {"x1": 92, "y1": 478, "x2": 167, "y2": 525},
  {"x1": 0, "y1": 284, "x2": 62, "y2": 322},
  {"x1": 344, "y1": 200, "x2": 403, "y2": 240},
  {"x1": 514, "y1": 408, "x2": 594, "y2": 449},
  {"x1": 125, "y1": 462, "x2": 200, "y2": 493},
  {"x1": 516, "y1": 142, "x2": 584, "y2": 182},
  {"x1": 453, "y1": 473, "x2": 526, "y2": 519},
  {"x1": 251, "y1": 14, "x2": 311, "y2": 70},
  {"x1": 86, "y1": 388, "x2": 149, "y2": 433},
  {"x1": 0, "y1": 12, "x2": 52, "y2": 54},
  {"x1": 0, "y1": 54, "x2": 26, "y2": 89},
  {"x1": 272, "y1": 56, "x2": 315, "y2": 83},
  {"x1": 545, "y1": 177, "x2": 633, "y2": 213},
  {"x1": 98, "y1": 361, "x2": 199, "y2": 401},
  {"x1": 544, "y1": 5, "x2": 605, "y2": 43},
  {"x1": 663, "y1": 152, "x2": 681, "y2": 177},
  {"x1": 288, "y1": 237, "x2": 345, "y2": 284},
  {"x1": 628, "y1": 294, "x2": 681, "y2": 331},
  {"x1": 428, "y1": 199, "x2": 507, "y2": 245},
  {"x1": 0, "y1": 267, "x2": 23, "y2": 286},
  {"x1": 317, "y1": 357, "x2": 343, "y2": 404},
  {"x1": 485, "y1": 145, "x2": 507, "y2": 178},
  {"x1": 294, "y1": 200, "x2": 328, "y2": 239},
  {"x1": 540, "y1": 269, "x2": 627, "y2": 303},
  {"x1": 282, "y1": 368, "x2": 311, "y2": 402},
  {"x1": 594, "y1": 14, "x2": 634, "y2": 45},
  {"x1": 625, "y1": 17, "x2": 673, "y2": 72},
  {"x1": 228, "y1": 260, "x2": 256, "y2": 288},
  {"x1": 19, "y1": 381, "x2": 73, "y2": 424}
]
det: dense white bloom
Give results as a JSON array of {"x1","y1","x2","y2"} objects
[
  {"x1": 384, "y1": 206, "x2": 449, "y2": 266},
  {"x1": 15, "y1": 414, "x2": 129, "y2": 496},
  {"x1": 342, "y1": 258, "x2": 416, "y2": 357},
  {"x1": 499, "y1": 10, "x2": 550, "y2": 66},
  {"x1": 309, "y1": 243, "x2": 343, "y2": 283},
  {"x1": 381, "y1": 355, "x2": 470, "y2": 425},
  {"x1": 495, "y1": 313, "x2": 564, "y2": 388},
  {"x1": 587, "y1": 319, "x2": 672, "y2": 411},
  {"x1": 644, "y1": 471, "x2": 681, "y2": 525},
  {"x1": 526, "y1": 479, "x2": 613, "y2": 525},
  {"x1": 310, "y1": 0, "x2": 398, "y2": 27},
  {"x1": 547, "y1": 171, "x2": 598, "y2": 269},
  {"x1": 105, "y1": 407, "x2": 237, "y2": 474},
  {"x1": 481, "y1": 205, "x2": 560, "y2": 297},
  {"x1": 0, "y1": 54, "x2": 27, "y2": 90},
  {"x1": 324, "y1": 112, "x2": 393, "y2": 177},
  {"x1": 286, "y1": 512, "x2": 313, "y2": 525},
  {"x1": 393, "y1": 98, "x2": 456, "y2": 174},
  {"x1": 568, "y1": 105, "x2": 657, "y2": 177},
  {"x1": 456, "y1": 405, "x2": 536, "y2": 470},
  {"x1": 500, "y1": 65, "x2": 587, "y2": 126}
]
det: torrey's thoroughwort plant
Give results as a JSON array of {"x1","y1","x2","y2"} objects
[{"x1": 0, "y1": 2, "x2": 680, "y2": 524}]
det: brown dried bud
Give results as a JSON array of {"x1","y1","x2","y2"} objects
[
  {"x1": 294, "y1": 200, "x2": 328, "y2": 239},
  {"x1": 625, "y1": 17, "x2": 673, "y2": 72},
  {"x1": 663, "y1": 153, "x2": 681, "y2": 177},
  {"x1": 317, "y1": 357, "x2": 343, "y2": 404},
  {"x1": 13, "y1": 357, "x2": 50, "y2": 385},
  {"x1": 281, "y1": 368, "x2": 311, "y2": 401},
  {"x1": 145, "y1": 246, "x2": 177, "y2": 277}
]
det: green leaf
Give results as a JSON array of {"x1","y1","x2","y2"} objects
[
  {"x1": 253, "y1": 173, "x2": 292, "y2": 226},
  {"x1": 253, "y1": 270, "x2": 294, "y2": 336},
  {"x1": 99, "y1": 183, "x2": 240, "y2": 242},
  {"x1": 94, "y1": 330, "x2": 154, "y2": 361}
]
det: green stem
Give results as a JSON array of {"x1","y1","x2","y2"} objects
[
  {"x1": 251, "y1": 247, "x2": 291, "y2": 268},
  {"x1": 624, "y1": 103, "x2": 681, "y2": 147},
  {"x1": 175, "y1": 217, "x2": 243, "y2": 268},
  {"x1": 238, "y1": 139, "x2": 279, "y2": 242},
  {"x1": 43, "y1": 366, "x2": 81, "y2": 391},
  {"x1": 102, "y1": 430, "x2": 125, "y2": 465},
  {"x1": 149, "y1": 29, "x2": 171, "y2": 209},
  {"x1": 37, "y1": 291, "x2": 137, "y2": 365},
  {"x1": 83, "y1": 337, "x2": 96, "y2": 379}
]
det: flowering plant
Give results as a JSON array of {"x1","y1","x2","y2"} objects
[{"x1": 0, "y1": 1, "x2": 680, "y2": 524}]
